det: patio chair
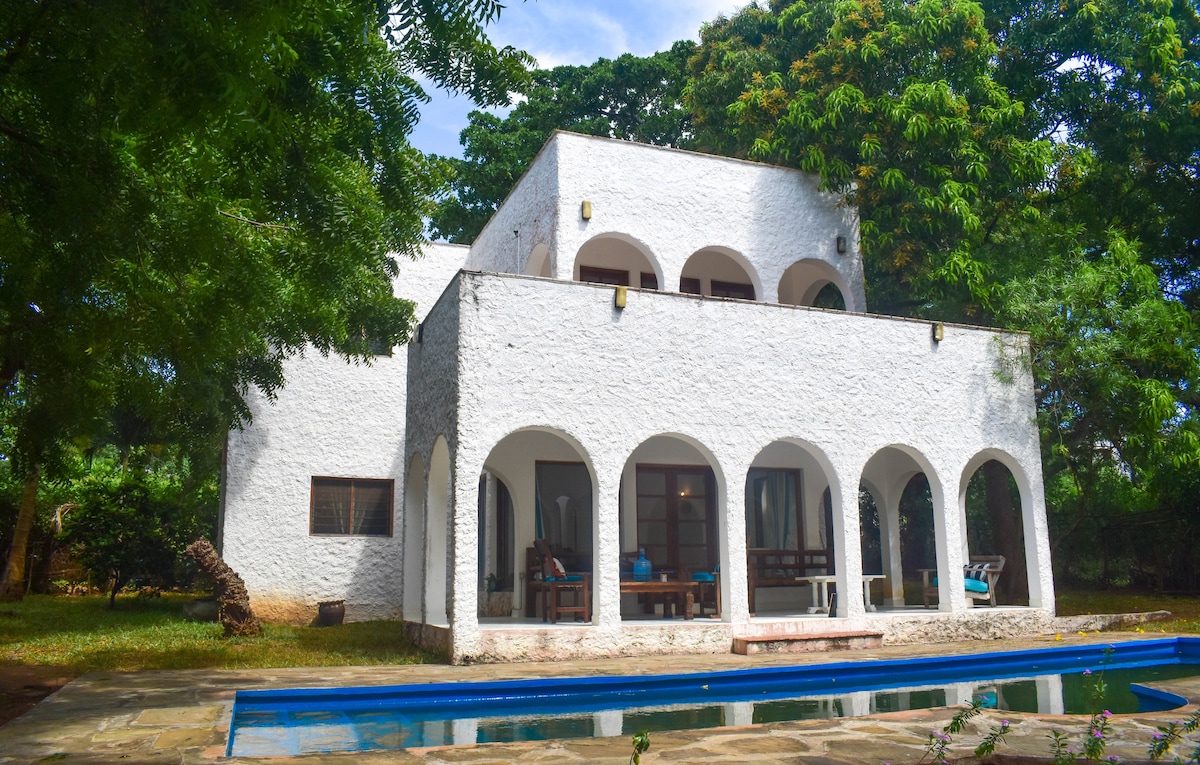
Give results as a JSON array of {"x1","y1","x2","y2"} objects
[
  {"x1": 921, "y1": 555, "x2": 1005, "y2": 608},
  {"x1": 534, "y1": 538, "x2": 591, "y2": 623}
]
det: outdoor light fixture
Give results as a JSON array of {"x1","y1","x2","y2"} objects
[
  {"x1": 836, "y1": 235, "x2": 847, "y2": 254},
  {"x1": 932, "y1": 322, "x2": 945, "y2": 342},
  {"x1": 416, "y1": 323, "x2": 424, "y2": 343},
  {"x1": 581, "y1": 200, "x2": 593, "y2": 220},
  {"x1": 614, "y1": 285, "x2": 627, "y2": 309}
]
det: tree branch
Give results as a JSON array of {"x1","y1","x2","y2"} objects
[{"x1": 217, "y1": 210, "x2": 295, "y2": 231}]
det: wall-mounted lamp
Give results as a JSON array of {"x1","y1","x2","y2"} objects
[
  {"x1": 932, "y1": 322, "x2": 945, "y2": 343},
  {"x1": 836, "y1": 235, "x2": 847, "y2": 255},
  {"x1": 614, "y1": 285, "x2": 627, "y2": 309},
  {"x1": 581, "y1": 200, "x2": 592, "y2": 220},
  {"x1": 416, "y1": 323, "x2": 424, "y2": 344}
]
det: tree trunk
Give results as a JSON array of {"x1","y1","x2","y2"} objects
[
  {"x1": 0, "y1": 465, "x2": 41, "y2": 601},
  {"x1": 983, "y1": 460, "x2": 1029, "y2": 603},
  {"x1": 184, "y1": 538, "x2": 262, "y2": 637}
]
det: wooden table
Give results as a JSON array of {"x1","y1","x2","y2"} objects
[{"x1": 620, "y1": 580, "x2": 697, "y2": 620}]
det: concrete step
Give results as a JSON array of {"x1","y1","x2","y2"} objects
[{"x1": 731, "y1": 630, "x2": 883, "y2": 655}]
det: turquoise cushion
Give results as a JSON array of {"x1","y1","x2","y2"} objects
[
  {"x1": 547, "y1": 575, "x2": 583, "y2": 582},
  {"x1": 964, "y1": 577, "x2": 989, "y2": 594},
  {"x1": 692, "y1": 572, "x2": 716, "y2": 582}
]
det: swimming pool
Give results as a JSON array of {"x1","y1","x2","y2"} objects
[{"x1": 226, "y1": 637, "x2": 1200, "y2": 756}]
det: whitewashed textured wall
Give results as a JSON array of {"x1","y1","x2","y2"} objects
[
  {"x1": 419, "y1": 273, "x2": 1051, "y2": 662},
  {"x1": 221, "y1": 244, "x2": 467, "y2": 622}
]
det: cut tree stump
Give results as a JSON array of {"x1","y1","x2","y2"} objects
[{"x1": 184, "y1": 538, "x2": 262, "y2": 637}]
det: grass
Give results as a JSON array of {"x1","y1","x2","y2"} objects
[
  {"x1": 1055, "y1": 589, "x2": 1200, "y2": 634},
  {"x1": 0, "y1": 593, "x2": 440, "y2": 674},
  {"x1": 2, "y1": 589, "x2": 1199, "y2": 677}
]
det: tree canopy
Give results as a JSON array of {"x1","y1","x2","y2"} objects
[
  {"x1": 0, "y1": 0, "x2": 530, "y2": 599},
  {"x1": 429, "y1": 40, "x2": 696, "y2": 243}
]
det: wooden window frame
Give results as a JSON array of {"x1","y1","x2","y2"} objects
[
  {"x1": 633, "y1": 464, "x2": 718, "y2": 573},
  {"x1": 640, "y1": 271, "x2": 659, "y2": 290},
  {"x1": 309, "y1": 476, "x2": 394, "y2": 537},
  {"x1": 710, "y1": 279, "x2": 755, "y2": 300},
  {"x1": 579, "y1": 266, "x2": 630, "y2": 286},
  {"x1": 679, "y1": 276, "x2": 702, "y2": 295}
]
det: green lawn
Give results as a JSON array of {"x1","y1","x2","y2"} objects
[
  {"x1": 2, "y1": 589, "x2": 1199, "y2": 677},
  {"x1": 1054, "y1": 589, "x2": 1200, "y2": 634},
  {"x1": 0, "y1": 594, "x2": 439, "y2": 674}
]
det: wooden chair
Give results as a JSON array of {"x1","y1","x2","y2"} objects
[
  {"x1": 921, "y1": 555, "x2": 1005, "y2": 608},
  {"x1": 534, "y1": 539, "x2": 591, "y2": 623},
  {"x1": 688, "y1": 570, "x2": 721, "y2": 618}
]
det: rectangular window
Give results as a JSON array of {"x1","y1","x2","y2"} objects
[
  {"x1": 745, "y1": 468, "x2": 803, "y2": 550},
  {"x1": 679, "y1": 276, "x2": 702, "y2": 295},
  {"x1": 310, "y1": 477, "x2": 393, "y2": 536},
  {"x1": 711, "y1": 280, "x2": 755, "y2": 300},
  {"x1": 535, "y1": 462, "x2": 592, "y2": 559},
  {"x1": 640, "y1": 272, "x2": 659, "y2": 290},
  {"x1": 579, "y1": 266, "x2": 629, "y2": 286},
  {"x1": 634, "y1": 465, "x2": 717, "y2": 572}
]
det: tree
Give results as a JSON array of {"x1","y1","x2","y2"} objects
[
  {"x1": 67, "y1": 455, "x2": 209, "y2": 608},
  {"x1": 999, "y1": 232, "x2": 1200, "y2": 559},
  {"x1": 430, "y1": 40, "x2": 696, "y2": 243},
  {"x1": 981, "y1": 0, "x2": 1200, "y2": 309},
  {"x1": 0, "y1": 0, "x2": 531, "y2": 600},
  {"x1": 686, "y1": 0, "x2": 1051, "y2": 315}
]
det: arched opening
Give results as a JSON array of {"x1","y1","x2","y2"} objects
[
  {"x1": 962, "y1": 455, "x2": 1030, "y2": 606},
  {"x1": 746, "y1": 439, "x2": 840, "y2": 616},
  {"x1": 679, "y1": 247, "x2": 759, "y2": 300},
  {"x1": 402, "y1": 452, "x2": 425, "y2": 622},
  {"x1": 573, "y1": 234, "x2": 661, "y2": 290},
  {"x1": 525, "y1": 243, "x2": 551, "y2": 278},
  {"x1": 425, "y1": 437, "x2": 451, "y2": 626},
  {"x1": 477, "y1": 472, "x2": 515, "y2": 618},
  {"x1": 620, "y1": 434, "x2": 723, "y2": 621},
  {"x1": 479, "y1": 428, "x2": 596, "y2": 625},
  {"x1": 778, "y1": 259, "x2": 849, "y2": 310},
  {"x1": 860, "y1": 446, "x2": 943, "y2": 610}
]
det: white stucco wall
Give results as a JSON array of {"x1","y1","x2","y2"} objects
[
  {"x1": 407, "y1": 272, "x2": 1051, "y2": 662},
  {"x1": 221, "y1": 243, "x2": 467, "y2": 622},
  {"x1": 469, "y1": 132, "x2": 865, "y2": 310}
]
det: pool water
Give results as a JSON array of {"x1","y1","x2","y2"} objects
[{"x1": 227, "y1": 638, "x2": 1200, "y2": 756}]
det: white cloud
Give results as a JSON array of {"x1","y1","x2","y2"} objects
[{"x1": 410, "y1": 0, "x2": 748, "y2": 157}]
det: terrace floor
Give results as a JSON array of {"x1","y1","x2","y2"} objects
[{"x1": 1, "y1": 630, "x2": 1197, "y2": 764}]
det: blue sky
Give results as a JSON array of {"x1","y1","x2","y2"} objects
[{"x1": 409, "y1": 0, "x2": 749, "y2": 158}]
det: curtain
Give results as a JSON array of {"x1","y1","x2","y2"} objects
[{"x1": 746, "y1": 469, "x2": 796, "y2": 549}]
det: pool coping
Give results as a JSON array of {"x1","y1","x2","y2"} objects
[{"x1": 3, "y1": 631, "x2": 1200, "y2": 764}]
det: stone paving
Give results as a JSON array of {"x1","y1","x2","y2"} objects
[{"x1": 1, "y1": 631, "x2": 1198, "y2": 764}]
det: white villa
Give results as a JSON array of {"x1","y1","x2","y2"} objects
[{"x1": 220, "y1": 132, "x2": 1056, "y2": 664}]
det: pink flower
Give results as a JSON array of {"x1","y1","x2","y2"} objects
[
  {"x1": 1103, "y1": 710, "x2": 1112, "y2": 718},
  {"x1": 1083, "y1": 669, "x2": 1092, "y2": 675}
]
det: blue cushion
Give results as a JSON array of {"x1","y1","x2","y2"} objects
[
  {"x1": 547, "y1": 575, "x2": 583, "y2": 582},
  {"x1": 692, "y1": 572, "x2": 716, "y2": 582},
  {"x1": 964, "y1": 577, "x2": 989, "y2": 594}
]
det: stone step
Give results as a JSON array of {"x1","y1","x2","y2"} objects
[{"x1": 731, "y1": 630, "x2": 884, "y2": 655}]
